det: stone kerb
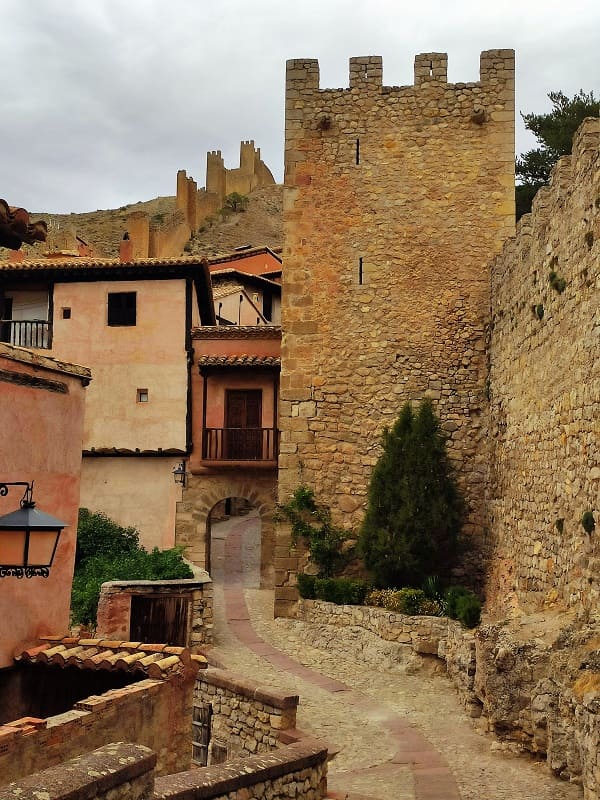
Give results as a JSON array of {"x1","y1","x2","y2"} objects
[{"x1": 195, "y1": 667, "x2": 299, "y2": 758}]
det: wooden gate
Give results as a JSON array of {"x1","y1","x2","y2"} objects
[
  {"x1": 192, "y1": 703, "x2": 212, "y2": 766},
  {"x1": 129, "y1": 595, "x2": 190, "y2": 647}
]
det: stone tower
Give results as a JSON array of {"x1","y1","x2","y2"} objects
[{"x1": 275, "y1": 50, "x2": 515, "y2": 615}]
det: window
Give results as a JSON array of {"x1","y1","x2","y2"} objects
[
  {"x1": 137, "y1": 388, "x2": 149, "y2": 403},
  {"x1": 62, "y1": 307, "x2": 71, "y2": 319},
  {"x1": 107, "y1": 292, "x2": 136, "y2": 326}
]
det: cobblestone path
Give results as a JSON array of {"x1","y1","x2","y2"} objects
[{"x1": 208, "y1": 513, "x2": 582, "y2": 800}]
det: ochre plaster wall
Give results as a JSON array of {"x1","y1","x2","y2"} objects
[
  {"x1": 0, "y1": 346, "x2": 89, "y2": 667},
  {"x1": 80, "y1": 457, "x2": 183, "y2": 551},
  {"x1": 51, "y1": 279, "x2": 189, "y2": 451},
  {"x1": 276, "y1": 51, "x2": 515, "y2": 613},
  {"x1": 487, "y1": 117, "x2": 600, "y2": 616}
]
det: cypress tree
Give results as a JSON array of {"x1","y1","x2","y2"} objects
[{"x1": 359, "y1": 399, "x2": 463, "y2": 588}]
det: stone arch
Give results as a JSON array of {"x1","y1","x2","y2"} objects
[{"x1": 175, "y1": 470, "x2": 277, "y2": 588}]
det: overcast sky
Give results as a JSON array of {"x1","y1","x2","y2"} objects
[{"x1": 1, "y1": 0, "x2": 598, "y2": 213}]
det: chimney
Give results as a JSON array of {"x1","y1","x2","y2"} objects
[{"x1": 119, "y1": 231, "x2": 134, "y2": 262}]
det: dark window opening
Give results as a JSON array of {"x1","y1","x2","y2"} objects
[
  {"x1": 62, "y1": 307, "x2": 71, "y2": 319},
  {"x1": 108, "y1": 292, "x2": 136, "y2": 326},
  {"x1": 263, "y1": 291, "x2": 273, "y2": 321},
  {"x1": 358, "y1": 257, "x2": 364, "y2": 285},
  {"x1": 356, "y1": 138, "x2": 360, "y2": 165}
]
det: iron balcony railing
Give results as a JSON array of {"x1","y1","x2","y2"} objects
[
  {"x1": 202, "y1": 427, "x2": 279, "y2": 462},
  {"x1": 0, "y1": 319, "x2": 51, "y2": 349}
]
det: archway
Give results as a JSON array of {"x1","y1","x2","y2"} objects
[{"x1": 174, "y1": 471, "x2": 277, "y2": 588}]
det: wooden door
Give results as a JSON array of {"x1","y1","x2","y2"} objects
[
  {"x1": 129, "y1": 595, "x2": 189, "y2": 647},
  {"x1": 225, "y1": 390, "x2": 262, "y2": 459}
]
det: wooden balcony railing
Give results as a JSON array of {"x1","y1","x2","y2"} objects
[
  {"x1": 0, "y1": 320, "x2": 51, "y2": 349},
  {"x1": 202, "y1": 427, "x2": 279, "y2": 462}
]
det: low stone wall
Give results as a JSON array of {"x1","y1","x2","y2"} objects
[
  {"x1": 0, "y1": 739, "x2": 328, "y2": 800},
  {"x1": 153, "y1": 738, "x2": 328, "y2": 800},
  {"x1": 195, "y1": 668, "x2": 299, "y2": 760},
  {"x1": 296, "y1": 598, "x2": 449, "y2": 654},
  {"x1": 294, "y1": 599, "x2": 600, "y2": 797},
  {"x1": 0, "y1": 742, "x2": 156, "y2": 800},
  {"x1": 0, "y1": 677, "x2": 194, "y2": 785}
]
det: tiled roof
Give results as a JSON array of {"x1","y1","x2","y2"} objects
[
  {"x1": 0, "y1": 200, "x2": 47, "y2": 249},
  {"x1": 14, "y1": 637, "x2": 206, "y2": 679},
  {"x1": 197, "y1": 354, "x2": 280, "y2": 368},
  {"x1": 211, "y1": 269, "x2": 282, "y2": 289},
  {"x1": 212, "y1": 283, "x2": 244, "y2": 299},
  {"x1": 0, "y1": 256, "x2": 207, "y2": 272},
  {"x1": 0, "y1": 342, "x2": 91, "y2": 384},
  {"x1": 192, "y1": 325, "x2": 281, "y2": 340},
  {"x1": 206, "y1": 246, "x2": 282, "y2": 267}
]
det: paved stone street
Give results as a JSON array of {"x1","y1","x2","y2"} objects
[{"x1": 208, "y1": 512, "x2": 582, "y2": 800}]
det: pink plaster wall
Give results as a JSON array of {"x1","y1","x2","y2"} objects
[{"x1": 0, "y1": 351, "x2": 88, "y2": 668}]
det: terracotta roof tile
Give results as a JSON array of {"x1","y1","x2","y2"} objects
[
  {"x1": 191, "y1": 325, "x2": 281, "y2": 340},
  {"x1": 198, "y1": 354, "x2": 280, "y2": 368},
  {"x1": 14, "y1": 636, "x2": 207, "y2": 679}
]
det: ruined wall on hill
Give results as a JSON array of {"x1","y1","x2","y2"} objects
[
  {"x1": 487, "y1": 117, "x2": 600, "y2": 616},
  {"x1": 275, "y1": 51, "x2": 515, "y2": 614}
]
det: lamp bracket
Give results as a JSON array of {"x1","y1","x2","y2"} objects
[{"x1": 0, "y1": 481, "x2": 35, "y2": 508}]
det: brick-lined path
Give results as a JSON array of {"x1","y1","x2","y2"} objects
[{"x1": 209, "y1": 513, "x2": 581, "y2": 800}]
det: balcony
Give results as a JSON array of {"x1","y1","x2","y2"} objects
[
  {"x1": 202, "y1": 427, "x2": 279, "y2": 462},
  {"x1": 0, "y1": 320, "x2": 51, "y2": 349}
]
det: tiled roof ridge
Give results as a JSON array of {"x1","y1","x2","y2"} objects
[
  {"x1": 14, "y1": 636, "x2": 206, "y2": 679},
  {"x1": 206, "y1": 245, "x2": 282, "y2": 265},
  {"x1": 197, "y1": 354, "x2": 280, "y2": 367},
  {"x1": 0, "y1": 255, "x2": 206, "y2": 270},
  {"x1": 191, "y1": 325, "x2": 281, "y2": 339},
  {"x1": 0, "y1": 342, "x2": 92, "y2": 383},
  {"x1": 211, "y1": 269, "x2": 282, "y2": 288}
]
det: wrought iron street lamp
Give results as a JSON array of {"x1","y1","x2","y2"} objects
[
  {"x1": 172, "y1": 461, "x2": 187, "y2": 487},
  {"x1": 0, "y1": 481, "x2": 67, "y2": 578}
]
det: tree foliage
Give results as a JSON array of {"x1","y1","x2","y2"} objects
[
  {"x1": 516, "y1": 90, "x2": 599, "y2": 219},
  {"x1": 71, "y1": 509, "x2": 193, "y2": 626},
  {"x1": 223, "y1": 192, "x2": 249, "y2": 212},
  {"x1": 359, "y1": 399, "x2": 464, "y2": 589}
]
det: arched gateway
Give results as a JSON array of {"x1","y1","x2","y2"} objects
[{"x1": 175, "y1": 470, "x2": 277, "y2": 588}]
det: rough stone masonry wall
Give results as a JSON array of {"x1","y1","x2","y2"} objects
[
  {"x1": 487, "y1": 117, "x2": 600, "y2": 616},
  {"x1": 276, "y1": 51, "x2": 515, "y2": 614},
  {"x1": 195, "y1": 668, "x2": 299, "y2": 760}
]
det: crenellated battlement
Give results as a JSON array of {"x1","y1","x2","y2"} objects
[{"x1": 286, "y1": 49, "x2": 514, "y2": 93}]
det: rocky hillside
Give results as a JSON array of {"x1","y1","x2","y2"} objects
[{"x1": 11, "y1": 185, "x2": 283, "y2": 260}]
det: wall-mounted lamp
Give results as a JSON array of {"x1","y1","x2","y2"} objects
[
  {"x1": 172, "y1": 462, "x2": 187, "y2": 487},
  {"x1": 0, "y1": 482, "x2": 68, "y2": 578}
]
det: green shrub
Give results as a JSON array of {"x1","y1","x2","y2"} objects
[
  {"x1": 444, "y1": 586, "x2": 481, "y2": 627},
  {"x1": 297, "y1": 572, "x2": 317, "y2": 599},
  {"x1": 455, "y1": 593, "x2": 482, "y2": 628},
  {"x1": 313, "y1": 577, "x2": 369, "y2": 605},
  {"x1": 359, "y1": 399, "x2": 464, "y2": 589},
  {"x1": 71, "y1": 510, "x2": 193, "y2": 626}
]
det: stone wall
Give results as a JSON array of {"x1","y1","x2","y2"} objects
[
  {"x1": 0, "y1": 677, "x2": 194, "y2": 785},
  {"x1": 0, "y1": 743, "x2": 156, "y2": 800},
  {"x1": 153, "y1": 739, "x2": 328, "y2": 800},
  {"x1": 195, "y1": 668, "x2": 299, "y2": 760},
  {"x1": 0, "y1": 739, "x2": 328, "y2": 800},
  {"x1": 487, "y1": 117, "x2": 600, "y2": 616},
  {"x1": 276, "y1": 50, "x2": 515, "y2": 614}
]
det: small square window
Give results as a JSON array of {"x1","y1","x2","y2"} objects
[
  {"x1": 108, "y1": 292, "x2": 136, "y2": 326},
  {"x1": 137, "y1": 388, "x2": 149, "y2": 403},
  {"x1": 62, "y1": 307, "x2": 71, "y2": 319}
]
